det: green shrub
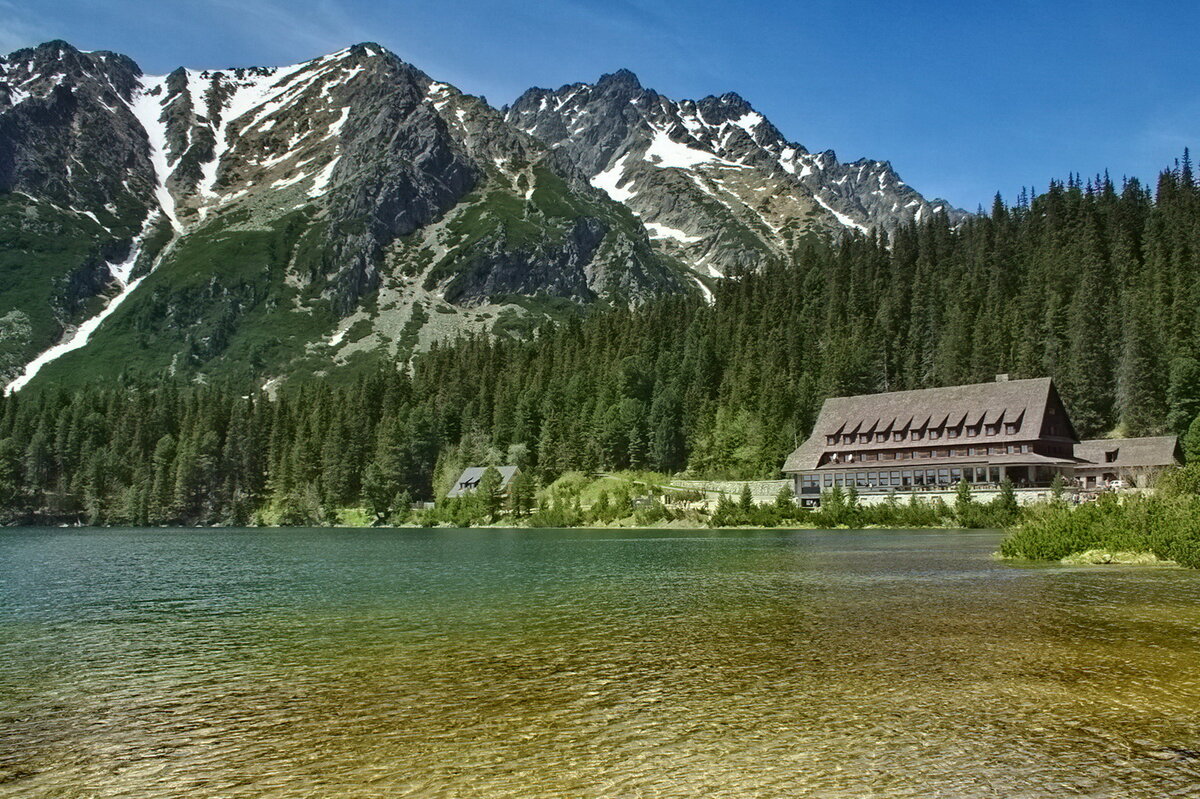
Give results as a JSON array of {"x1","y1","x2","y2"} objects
[
  {"x1": 633, "y1": 500, "x2": 669, "y2": 526},
  {"x1": 527, "y1": 497, "x2": 584, "y2": 528},
  {"x1": 1000, "y1": 493, "x2": 1200, "y2": 567},
  {"x1": 1158, "y1": 463, "x2": 1200, "y2": 497}
]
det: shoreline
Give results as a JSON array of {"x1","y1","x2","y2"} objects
[
  {"x1": 7, "y1": 519, "x2": 979, "y2": 532},
  {"x1": 9, "y1": 523, "x2": 1186, "y2": 569}
]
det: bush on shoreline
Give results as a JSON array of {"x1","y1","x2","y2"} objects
[
  {"x1": 386, "y1": 477, "x2": 1031, "y2": 531},
  {"x1": 999, "y1": 492, "x2": 1200, "y2": 568},
  {"x1": 787, "y1": 480, "x2": 1020, "y2": 530}
]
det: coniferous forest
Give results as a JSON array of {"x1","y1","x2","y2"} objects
[{"x1": 4, "y1": 159, "x2": 1200, "y2": 525}]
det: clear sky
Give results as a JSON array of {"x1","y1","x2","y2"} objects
[{"x1": 3, "y1": 0, "x2": 1196, "y2": 210}]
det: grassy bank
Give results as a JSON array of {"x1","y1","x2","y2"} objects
[{"x1": 320, "y1": 471, "x2": 1024, "y2": 531}]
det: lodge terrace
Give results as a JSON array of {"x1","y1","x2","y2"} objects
[{"x1": 782, "y1": 376, "x2": 1178, "y2": 504}]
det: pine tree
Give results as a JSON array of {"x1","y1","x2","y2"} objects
[
  {"x1": 1117, "y1": 285, "x2": 1166, "y2": 435},
  {"x1": 1183, "y1": 413, "x2": 1200, "y2": 463},
  {"x1": 149, "y1": 434, "x2": 177, "y2": 524},
  {"x1": 738, "y1": 482, "x2": 754, "y2": 515},
  {"x1": 361, "y1": 461, "x2": 392, "y2": 523},
  {"x1": 0, "y1": 437, "x2": 20, "y2": 516},
  {"x1": 508, "y1": 470, "x2": 535, "y2": 517},
  {"x1": 1167, "y1": 357, "x2": 1200, "y2": 433},
  {"x1": 955, "y1": 479, "x2": 974, "y2": 526},
  {"x1": 478, "y1": 466, "x2": 504, "y2": 523},
  {"x1": 996, "y1": 478, "x2": 1019, "y2": 523}
]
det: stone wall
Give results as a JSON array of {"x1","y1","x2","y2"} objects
[
  {"x1": 667, "y1": 480, "x2": 791, "y2": 505},
  {"x1": 847, "y1": 488, "x2": 1058, "y2": 507},
  {"x1": 663, "y1": 480, "x2": 1090, "y2": 509}
]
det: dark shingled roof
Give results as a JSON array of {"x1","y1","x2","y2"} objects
[
  {"x1": 783, "y1": 378, "x2": 1072, "y2": 473},
  {"x1": 1075, "y1": 436, "x2": 1181, "y2": 470},
  {"x1": 446, "y1": 465, "x2": 520, "y2": 497}
]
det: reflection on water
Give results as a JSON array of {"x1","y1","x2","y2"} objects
[{"x1": 2, "y1": 528, "x2": 1199, "y2": 797}]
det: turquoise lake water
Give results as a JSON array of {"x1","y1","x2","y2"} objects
[{"x1": 2, "y1": 527, "x2": 1199, "y2": 797}]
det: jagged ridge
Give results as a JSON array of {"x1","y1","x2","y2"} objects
[{"x1": 505, "y1": 69, "x2": 966, "y2": 278}]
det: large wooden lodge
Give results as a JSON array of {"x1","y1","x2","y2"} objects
[{"x1": 783, "y1": 376, "x2": 1179, "y2": 502}]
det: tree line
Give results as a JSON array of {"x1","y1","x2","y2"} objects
[{"x1": 2, "y1": 156, "x2": 1200, "y2": 525}]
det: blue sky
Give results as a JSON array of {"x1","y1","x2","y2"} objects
[{"x1": 3, "y1": 0, "x2": 1195, "y2": 210}]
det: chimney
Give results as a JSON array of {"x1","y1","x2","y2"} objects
[{"x1": 995, "y1": 373, "x2": 1010, "y2": 382}]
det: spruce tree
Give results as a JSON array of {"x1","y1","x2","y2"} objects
[
  {"x1": 478, "y1": 466, "x2": 504, "y2": 523},
  {"x1": 508, "y1": 470, "x2": 535, "y2": 517},
  {"x1": 1167, "y1": 357, "x2": 1200, "y2": 433},
  {"x1": 1183, "y1": 414, "x2": 1200, "y2": 463}
]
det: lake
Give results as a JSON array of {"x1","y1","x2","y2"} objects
[{"x1": 2, "y1": 527, "x2": 1199, "y2": 797}]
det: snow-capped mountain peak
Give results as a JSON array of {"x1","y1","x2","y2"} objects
[{"x1": 506, "y1": 70, "x2": 964, "y2": 276}]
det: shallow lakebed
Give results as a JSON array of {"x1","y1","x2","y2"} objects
[{"x1": 2, "y1": 527, "x2": 1199, "y2": 797}]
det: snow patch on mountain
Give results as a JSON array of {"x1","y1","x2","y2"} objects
[
  {"x1": 813, "y1": 193, "x2": 867, "y2": 232},
  {"x1": 426, "y1": 81, "x2": 452, "y2": 111},
  {"x1": 733, "y1": 111, "x2": 763, "y2": 134},
  {"x1": 128, "y1": 75, "x2": 182, "y2": 231},
  {"x1": 271, "y1": 170, "x2": 311, "y2": 189},
  {"x1": 326, "y1": 105, "x2": 351, "y2": 138},
  {"x1": 5, "y1": 210, "x2": 169, "y2": 394},
  {"x1": 590, "y1": 152, "x2": 635, "y2": 201},
  {"x1": 6, "y1": 85, "x2": 31, "y2": 106},
  {"x1": 196, "y1": 62, "x2": 309, "y2": 196},
  {"x1": 644, "y1": 222, "x2": 701, "y2": 244},
  {"x1": 308, "y1": 156, "x2": 339, "y2": 197},
  {"x1": 643, "y1": 129, "x2": 718, "y2": 169}
]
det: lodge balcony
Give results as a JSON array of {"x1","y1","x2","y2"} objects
[{"x1": 794, "y1": 454, "x2": 1078, "y2": 496}]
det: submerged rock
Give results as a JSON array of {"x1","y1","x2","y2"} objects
[{"x1": 1060, "y1": 549, "x2": 1176, "y2": 566}]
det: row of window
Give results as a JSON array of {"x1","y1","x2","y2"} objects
[
  {"x1": 827, "y1": 421, "x2": 1020, "y2": 446},
  {"x1": 800, "y1": 466, "x2": 1009, "y2": 490},
  {"x1": 827, "y1": 444, "x2": 1032, "y2": 464}
]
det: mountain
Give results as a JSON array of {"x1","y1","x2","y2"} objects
[
  {"x1": 506, "y1": 70, "x2": 966, "y2": 279},
  {"x1": 0, "y1": 40, "x2": 687, "y2": 390},
  {"x1": 0, "y1": 41, "x2": 964, "y2": 392}
]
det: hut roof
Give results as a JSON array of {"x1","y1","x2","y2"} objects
[
  {"x1": 1074, "y1": 436, "x2": 1181, "y2": 470},
  {"x1": 446, "y1": 465, "x2": 520, "y2": 497}
]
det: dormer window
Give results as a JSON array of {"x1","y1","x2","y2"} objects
[
  {"x1": 929, "y1": 430, "x2": 941, "y2": 440},
  {"x1": 827, "y1": 436, "x2": 837, "y2": 446},
  {"x1": 911, "y1": 431, "x2": 923, "y2": 441},
  {"x1": 966, "y1": 426, "x2": 979, "y2": 438},
  {"x1": 876, "y1": 432, "x2": 887, "y2": 442},
  {"x1": 947, "y1": 428, "x2": 959, "y2": 439},
  {"x1": 985, "y1": 424, "x2": 999, "y2": 436},
  {"x1": 859, "y1": 434, "x2": 870, "y2": 443},
  {"x1": 842, "y1": 435, "x2": 854, "y2": 444},
  {"x1": 1004, "y1": 423, "x2": 1018, "y2": 434},
  {"x1": 893, "y1": 431, "x2": 904, "y2": 442}
]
